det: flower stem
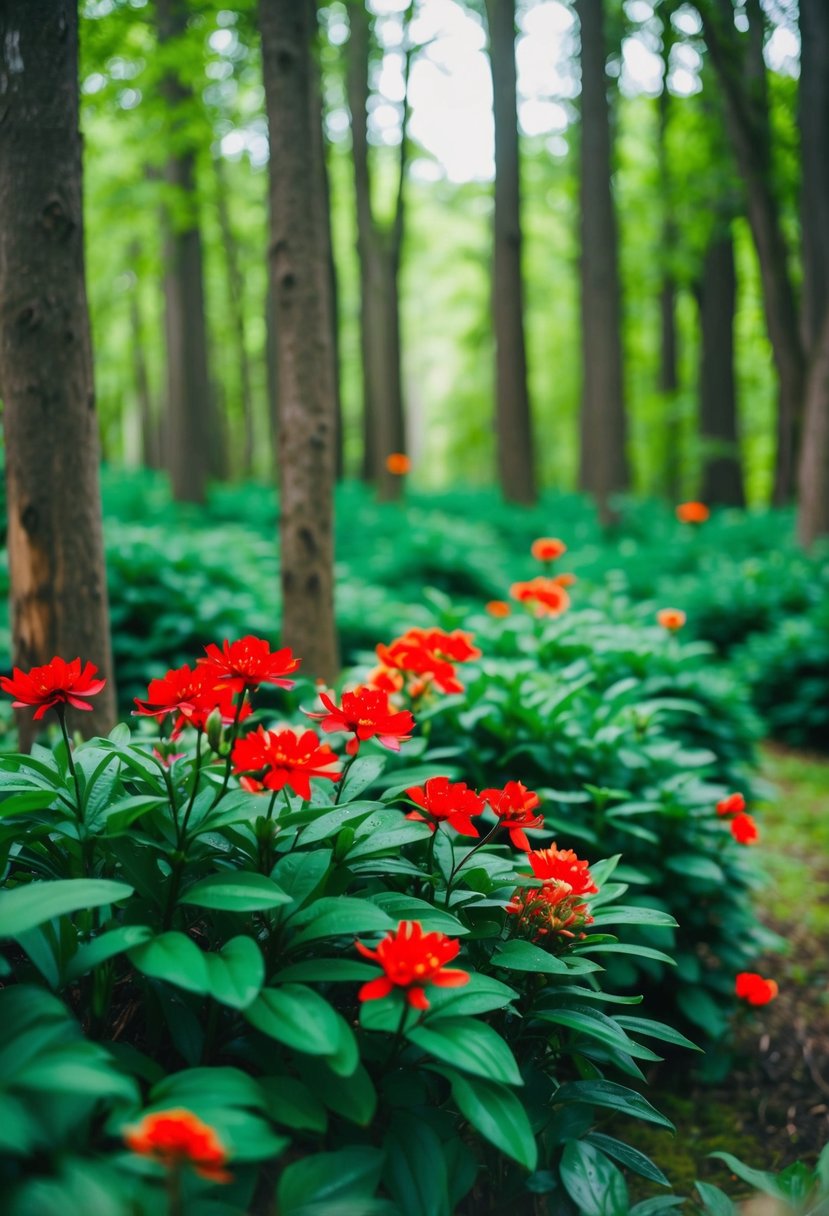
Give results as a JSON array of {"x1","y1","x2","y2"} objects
[
  {"x1": 213, "y1": 690, "x2": 248, "y2": 806},
  {"x1": 162, "y1": 733, "x2": 204, "y2": 931},
  {"x1": 178, "y1": 730, "x2": 205, "y2": 844},
  {"x1": 383, "y1": 999, "x2": 412, "y2": 1067},
  {"x1": 56, "y1": 707, "x2": 90, "y2": 875},
  {"x1": 443, "y1": 823, "x2": 501, "y2": 908},
  {"x1": 334, "y1": 751, "x2": 357, "y2": 805}
]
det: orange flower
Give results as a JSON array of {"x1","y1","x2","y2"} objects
[
  {"x1": 510, "y1": 577, "x2": 571, "y2": 617},
  {"x1": 675, "y1": 501, "x2": 710, "y2": 524},
  {"x1": 553, "y1": 573, "x2": 577, "y2": 587},
  {"x1": 356, "y1": 920, "x2": 469, "y2": 1009},
  {"x1": 657, "y1": 608, "x2": 686, "y2": 631},
  {"x1": 124, "y1": 1109, "x2": 231, "y2": 1182},
  {"x1": 376, "y1": 628, "x2": 481, "y2": 696},
  {"x1": 735, "y1": 972, "x2": 778, "y2": 1006},
  {"x1": 1, "y1": 657, "x2": 106, "y2": 721},
  {"x1": 531, "y1": 537, "x2": 567, "y2": 562},
  {"x1": 481, "y1": 781, "x2": 544, "y2": 851},
  {"x1": 716, "y1": 792, "x2": 746, "y2": 817},
  {"x1": 304, "y1": 685, "x2": 415, "y2": 756},
  {"x1": 406, "y1": 775, "x2": 484, "y2": 837},
  {"x1": 526, "y1": 844, "x2": 598, "y2": 897},
  {"x1": 730, "y1": 812, "x2": 759, "y2": 845},
  {"x1": 385, "y1": 452, "x2": 411, "y2": 475},
  {"x1": 486, "y1": 600, "x2": 512, "y2": 618}
]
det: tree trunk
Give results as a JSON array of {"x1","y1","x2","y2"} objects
[
  {"x1": 697, "y1": 0, "x2": 804, "y2": 505},
  {"x1": 797, "y1": 309, "x2": 829, "y2": 545},
  {"x1": 260, "y1": 0, "x2": 340, "y2": 681},
  {"x1": 486, "y1": 0, "x2": 537, "y2": 505},
  {"x1": 157, "y1": 0, "x2": 212, "y2": 503},
  {"x1": 799, "y1": 0, "x2": 829, "y2": 355},
  {"x1": 127, "y1": 242, "x2": 160, "y2": 470},
  {"x1": 656, "y1": 37, "x2": 682, "y2": 501},
  {"x1": 214, "y1": 154, "x2": 257, "y2": 478},
  {"x1": 346, "y1": 1, "x2": 408, "y2": 502},
  {"x1": 576, "y1": 0, "x2": 628, "y2": 519},
  {"x1": 698, "y1": 229, "x2": 744, "y2": 506},
  {"x1": 0, "y1": 0, "x2": 117, "y2": 745}
]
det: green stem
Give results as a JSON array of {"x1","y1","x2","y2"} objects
[
  {"x1": 213, "y1": 690, "x2": 248, "y2": 806},
  {"x1": 383, "y1": 998, "x2": 412, "y2": 1067},
  {"x1": 334, "y1": 751, "x2": 358, "y2": 805},
  {"x1": 443, "y1": 823, "x2": 501, "y2": 908},
  {"x1": 178, "y1": 730, "x2": 205, "y2": 844},
  {"x1": 56, "y1": 707, "x2": 91, "y2": 875},
  {"x1": 161, "y1": 733, "x2": 205, "y2": 931}
]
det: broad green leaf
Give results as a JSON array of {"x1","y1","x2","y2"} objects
[
  {"x1": 0, "y1": 1093, "x2": 44, "y2": 1154},
  {"x1": 66, "y1": 925, "x2": 153, "y2": 981},
  {"x1": 575, "y1": 941, "x2": 676, "y2": 966},
  {"x1": 589, "y1": 906, "x2": 678, "y2": 928},
  {"x1": 129, "y1": 931, "x2": 210, "y2": 995},
  {"x1": 585, "y1": 1133, "x2": 670, "y2": 1186},
  {"x1": 245, "y1": 984, "x2": 346, "y2": 1059},
  {"x1": 676, "y1": 988, "x2": 729, "y2": 1040},
  {"x1": 536, "y1": 1005, "x2": 660, "y2": 1061},
  {"x1": 407, "y1": 1017, "x2": 522, "y2": 1085},
  {"x1": 295, "y1": 801, "x2": 381, "y2": 846},
  {"x1": 260, "y1": 1075, "x2": 328, "y2": 1132},
  {"x1": 615, "y1": 1015, "x2": 701, "y2": 1052},
  {"x1": 277, "y1": 1146, "x2": 385, "y2": 1215},
  {"x1": 434, "y1": 1067, "x2": 537, "y2": 1170},
  {"x1": 288, "y1": 897, "x2": 395, "y2": 947},
  {"x1": 274, "y1": 959, "x2": 378, "y2": 983},
  {"x1": 0, "y1": 879, "x2": 133, "y2": 937},
  {"x1": 204, "y1": 936, "x2": 265, "y2": 1009},
  {"x1": 102, "y1": 794, "x2": 167, "y2": 835},
  {"x1": 560, "y1": 1140, "x2": 629, "y2": 1216},
  {"x1": 553, "y1": 1080, "x2": 674, "y2": 1130},
  {"x1": 423, "y1": 972, "x2": 519, "y2": 1017},
  {"x1": 299, "y1": 1057, "x2": 377, "y2": 1126},
  {"x1": 383, "y1": 1117, "x2": 451, "y2": 1216},
  {"x1": 179, "y1": 871, "x2": 291, "y2": 912},
  {"x1": 664, "y1": 854, "x2": 725, "y2": 884},
  {"x1": 694, "y1": 1181, "x2": 738, "y2": 1216},
  {"x1": 12, "y1": 1041, "x2": 138, "y2": 1102},
  {"x1": 369, "y1": 893, "x2": 469, "y2": 936},
  {"x1": 337, "y1": 757, "x2": 387, "y2": 801},
  {"x1": 491, "y1": 939, "x2": 569, "y2": 974},
  {"x1": 271, "y1": 849, "x2": 332, "y2": 906},
  {"x1": 709, "y1": 1152, "x2": 787, "y2": 1201},
  {"x1": 152, "y1": 1066, "x2": 267, "y2": 1111}
]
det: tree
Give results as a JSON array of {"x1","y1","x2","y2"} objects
[
  {"x1": 698, "y1": 226, "x2": 744, "y2": 505},
  {"x1": 656, "y1": 3, "x2": 682, "y2": 500},
  {"x1": 156, "y1": 0, "x2": 213, "y2": 503},
  {"x1": 485, "y1": 0, "x2": 537, "y2": 505},
  {"x1": 0, "y1": 0, "x2": 117, "y2": 744},
  {"x1": 346, "y1": 1, "x2": 410, "y2": 501},
  {"x1": 260, "y1": 0, "x2": 340, "y2": 680},
  {"x1": 576, "y1": 0, "x2": 629, "y2": 518}
]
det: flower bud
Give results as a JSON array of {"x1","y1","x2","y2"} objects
[{"x1": 205, "y1": 707, "x2": 224, "y2": 752}]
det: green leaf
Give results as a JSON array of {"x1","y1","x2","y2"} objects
[
  {"x1": 274, "y1": 959, "x2": 378, "y2": 983},
  {"x1": 245, "y1": 984, "x2": 346, "y2": 1059},
  {"x1": 585, "y1": 1133, "x2": 670, "y2": 1186},
  {"x1": 709, "y1": 1152, "x2": 787, "y2": 1201},
  {"x1": 589, "y1": 906, "x2": 678, "y2": 928},
  {"x1": 276, "y1": 1146, "x2": 385, "y2": 1215},
  {"x1": 434, "y1": 1067, "x2": 537, "y2": 1170},
  {"x1": 676, "y1": 988, "x2": 729, "y2": 1040},
  {"x1": 129, "y1": 931, "x2": 210, "y2": 995},
  {"x1": 491, "y1": 939, "x2": 569, "y2": 974},
  {"x1": 423, "y1": 971, "x2": 519, "y2": 1017},
  {"x1": 12, "y1": 1041, "x2": 138, "y2": 1102},
  {"x1": 553, "y1": 1080, "x2": 675, "y2": 1130},
  {"x1": 0, "y1": 1093, "x2": 44, "y2": 1154},
  {"x1": 694, "y1": 1181, "x2": 738, "y2": 1216},
  {"x1": 575, "y1": 941, "x2": 676, "y2": 966},
  {"x1": 102, "y1": 794, "x2": 167, "y2": 835},
  {"x1": 0, "y1": 879, "x2": 133, "y2": 937},
  {"x1": 204, "y1": 936, "x2": 265, "y2": 1009},
  {"x1": 369, "y1": 893, "x2": 469, "y2": 936},
  {"x1": 560, "y1": 1140, "x2": 629, "y2": 1216},
  {"x1": 179, "y1": 871, "x2": 291, "y2": 912},
  {"x1": 260, "y1": 1075, "x2": 328, "y2": 1132},
  {"x1": 295, "y1": 801, "x2": 380, "y2": 846},
  {"x1": 407, "y1": 1017, "x2": 522, "y2": 1085},
  {"x1": 383, "y1": 1116, "x2": 451, "y2": 1216},
  {"x1": 152, "y1": 1066, "x2": 267, "y2": 1111},
  {"x1": 271, "y1": 849, "x2": 332, "y2": 906},
  {"x1": 536, "y1": 1005, "x2": 660, "y2": 1061},
  {"x1": 299, "y1": 1057, "x2": 377, "y2": 1126},
  {"x1": 664, "y1": 854, "x2": 725, "y2": 884},
  {"x1": 338, "y1": 757, "x2": 387, "y2": 800},
  {"x1": 65, "y1": 925, "x2": 153, "y2": 982},
  {"x1": 288, "y1": 897, "x2": 395, "y2": 947},
  {"x1": 614, "y1": 1015, "x2": 701, "y2": 1052},
  {"x1": 628, "y1": 1199, "x2": 685, "y2": 1216},
  {"x1": 17, "y1": 926, "x2": 60, "y2": 989}
]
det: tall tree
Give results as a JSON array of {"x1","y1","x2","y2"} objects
[
  {"x1": 260, "y1": 0, "x2": 340, "y2": 680},
  {"x1": 698, "y1": 226, "x2": 744, "y2": 505},
  {"x1": 576, "y1": 0, "x2": 629, "y2": 519},
  {"x1": 656, "y1": 3, "x2": 682, "y2": 500},
  {"x1": 0, "y1": 0, "x2": 117, "y2": 744},
  {"x1": 214, "y1": 154, "x2": 256, "y2": 477},
  {"x1": 157, "y1": 0, "x2": 213, "y2": 503},
  {"x1": 346, "y1": 1, "x2": 410, "y2": 501},
  {"x1": 486, "y1": 0, "x2": 537, "y2": 505},
  {"x1": 127, "y1": 242, "x2": 160, "y2": 470}
]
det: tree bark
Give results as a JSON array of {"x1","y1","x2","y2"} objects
[
  {"x1": 0, "y1": 0, "x2": 117, "y2": 745},
  {"x1": 346, "y1": 0, "x2": 408, "y2": 501},
  {"x1": 656, "y1": 30, "x2": 682, "y2": 502},
  {"x1": 698, "y1": 229, "x2": 744, "y2": 505},
  {"x1": 157, "y1": 0, "x2": 213, "y2": 503},
  {"x1": 260, "y1": 0, "x2": 340, "y2": 681},
  {"x1": 797, "y1": 309, "x2": 829, "y2": 546},
  {"x1": 486, "y1": 0, "x2": 537, "y2": 505},
  {"x1": 696, "y1": 0, "x2": 804, "y2": 505},
  {"x1": 127, "y1": 242, "x2": 160, "y2": 470},
  {"x1": 576, "y1": 0, "x2": 629, "y2": 519}
]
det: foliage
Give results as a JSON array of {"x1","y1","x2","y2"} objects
[{"x1": 694, "y1": 1144, "x2": 829, "y2": 1215}]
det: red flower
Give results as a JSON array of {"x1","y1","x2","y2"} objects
[
  {"x1": 735, "y1": 972, "x2": 778, "y2": 1006},
  {"x1": 506, "y1": 882, "x2": 593, "y2": 942},
  {"x1": 657, "y1": 608, "x2": 686, "y2": 631},
  {"x1": 124, "y1": 1108, "x2": 231, "y2": 1183},
  {"x1": 486, "y1": 600, "x2": 512, "y2": 618},
  {"x1": 1, "y1": 657, "x2": 106, "y2": 721},
  {"x1": 199, "y1": 636, "x2": 300, "y2": 694},
  {"x1": 134, "y1": 664, "x2": 248, "y2": 739},
  {"x1": 730, "y1": 812, "x2": 759, "y2": 845},
  {"x1": 355, "y1": 920, "x2": 469, "y2": 1010},
  {"x1": 406, "y1": 776, "x2": 484, "y2": 837},
  {"x1": 676, "y1": 501, "x2": 710, "y2": 524},
  {"x1": 531, "y1": 537, "x2": 567, "y2": 562},
  {"x1": 481, "y1": 781, "x2": 544, "y2": 851},
  {"x1": 366, "y1": 665, "x2": 405, "y2": 695},
  {"x1": 510, "y1": 577, "x2": 571, "y2": 617},
  {"x1": 527, "y1": 844, "x2": 598, "y2": 897},
  {"x1": 305, "y1": 685, "x2": 415, "y2": 756},
  {"x1": 386, "y1": 452, "x2": 411, "y2": 475},
  {"x1": 181, "y1": 684, "x2": 251, "y2": 740},
  {"x1": 716, "y1": 792, "x2": 746, "y2": 817},
  {"x1": 376, "y1": 628, "x2": 481, "y2": 696},
  {"x1": 231, "y1": 726, "x2": 339, "y2": 800}
]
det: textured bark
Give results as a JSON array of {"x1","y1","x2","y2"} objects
[
  {"x1": 576, "y1": 0, "x2": 629, "y2": 519},
  {"x1": 261, "y1": 0, "x2": 340, "y2": 680},
  {"x1": 0, "y1": 0, "x2": 117, "y2": 745},
  {"x1": 157, "y1": 0, "x2": 212, "y2": 503},
  {"x1": 698, "y1": 230, "x2": 744, "y2": 506},
  {"x1": 347, "y1": 1, "x2": 408, "y2": 501},
  {"x1": 486, "y1": 0, "x2": 537, "y2": 505},
  {"x1": 797, "y1": 309, "x2": 829, "y2": 545},
  {"x1": 656, "y1": 33, "x2": 681, "y2": 501},
  {"x1": 214, "y1": 154, "x2": 256, "y2": 477},
  {"x1": 697, "y1": 0, "x2": 804, "y2": 505},
  {"x1": 127, "y1": 243, "x2": 160, "y2": 469}
]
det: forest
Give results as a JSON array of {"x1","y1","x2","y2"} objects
[{"x1": 0, "y1": 1, "x2": 827, "y2": 1214}]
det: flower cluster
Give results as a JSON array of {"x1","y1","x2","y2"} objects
[
  {"x1": 232, "y1": 727, "x2": 340, "y2": 800},
  {"x1": 735, "y1": 972, "x2": 778, "y2": 1006},
  {"x1": 0, "y1": 657, "x2": 106, "y2": 720},
  {"x1": 356, "y1": 920, "x2": 468, "y2": 1009},
  {"x1": 716, "y1": 791, "x2": 759, "y2": 845},
  {"x1": 507, "y1": 844, "x2": 598, "y2": 943},
  {"x1": 124, "y1": 1108, "x2": 231, "y2": 1182},
  {"x1": 510, "y1": 576, "x2": 571, "y2": 617},
  {"x1": 304, "y1": 685, "x2": 414, "y2": 756},
  {"x1": 405, "y1": 777, "x2": 544, "y2": 851},
  {"x1": 373, "y1": 627, "x2": 481, "y2": 697}
]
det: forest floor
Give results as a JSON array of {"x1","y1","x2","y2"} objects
[{"x1": 630, "y1": 743, "x2": 829, "y2": 1200}]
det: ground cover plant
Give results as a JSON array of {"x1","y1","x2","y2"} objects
[{"x1": 0, "y1": 634, "x2": 709, "y2": 1216}]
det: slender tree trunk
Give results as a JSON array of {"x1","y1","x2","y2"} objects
[
  {"x1": 696, "y1": 0, "x2": 804, "y2": 505},
  {"x1": 656, "y1": 46, "x2": 682, "y2": 501},
  {"x1": 260, "y1": 0, "x2": 339, "y2": 681},
  {"x1": 0, "y1": 0, "x2": 117, "y2": 745},
  {"x1": 576, "y1": 0, "x2": 628, "y2": 520},
  {"x1": 214, "y1": 154, "x2": 256, "y2": 477},
  {"x1": 698, "y1": 229, "x2": 744, "y2": 505},
  {"x1": 127, "y1": 242, "x2": 159, "y2": 469},
  {"x1": 486, "y1": 0, "x2": 536, "y2": 505},
  {"x1": 346, "y1": 1, "x2": 409, "y2": 501},
  {"x1": 157, "y1": 0, "x2": 212, "y2": 503},
  {"x1": 265, "y1": 274, "x2": 279, "y2": 476},
  {"x1": 797, "y1": 309, "x2": 829, "y2": 545}
]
